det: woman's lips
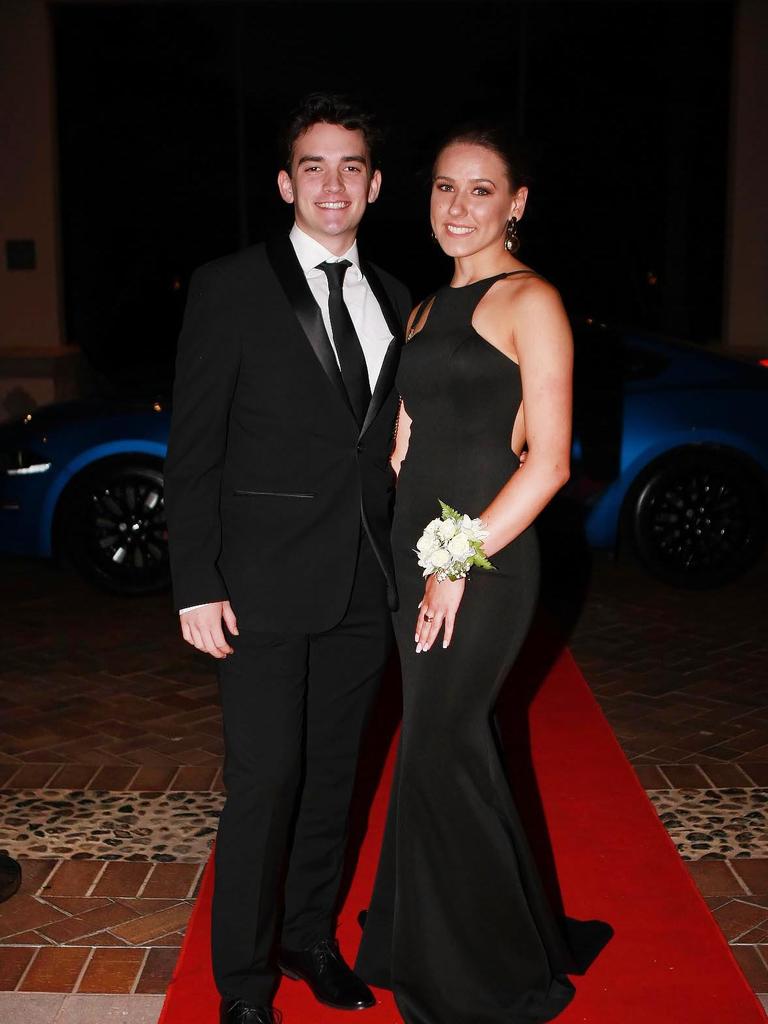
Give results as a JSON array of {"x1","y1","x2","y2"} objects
[{"x1": 445, "y1": 224, "x2": 475, "y2": 235}]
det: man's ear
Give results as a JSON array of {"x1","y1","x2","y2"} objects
[
  {"x1": 277, "y1": 169, "x2": 295, "y2": 205},
  {"x1": 367, "y1": 169, "x2": 382, "y2": 205}
]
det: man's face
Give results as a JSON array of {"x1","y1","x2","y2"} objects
[{"x1": 277, "y1": 122, "x2": 381, "y2": 253}]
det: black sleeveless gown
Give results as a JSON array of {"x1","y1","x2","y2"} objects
[{"x1": 355, "y1": 275, "x2": 575, "y2": 1023}]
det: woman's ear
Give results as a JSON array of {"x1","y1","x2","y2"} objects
[{"x1": 510, "y1": 185, "x2": 529, "y2": 221}]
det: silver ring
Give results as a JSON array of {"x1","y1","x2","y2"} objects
[{"x1": 424, "y1": 614, "x2": 434, "y2": 622}]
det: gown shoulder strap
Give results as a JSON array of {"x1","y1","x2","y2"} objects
[
  {"x1": 500, "y1": 269, "x2": 545, "y2": 283},
  {"x1": 473, "y1": 270, "x2": 543, "y2": 303},
  {"x1": 470, "y1": 270, "x2": 542, "y2": 310}
]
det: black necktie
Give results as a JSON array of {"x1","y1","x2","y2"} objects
[{"x1": 317, "y1": 260, "x2": 372, "y2": 427}]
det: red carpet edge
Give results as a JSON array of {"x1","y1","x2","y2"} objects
[{"x1": 159, "y1": 647, "x2": 765, "y2": 1023}]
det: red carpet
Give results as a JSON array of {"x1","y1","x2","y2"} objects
[{"x1": 158, "y1": 647, "x2": 764, "y2": 1023}]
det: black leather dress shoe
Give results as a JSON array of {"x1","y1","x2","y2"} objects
[
  {"x1": 0, "y1": 855, "x2": 21, "y2": 904},
  {"x1": 278, "y1": 937, "x2": 375, "y2": 1010},
  {"x1": 219, "y1": 999, "x2": 281, "y2": 1023}
]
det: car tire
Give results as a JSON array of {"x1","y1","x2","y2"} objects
[
  {"x1": 629, "y1": 449, "x2": 768, "y2": 589},
  {"x1": 58, "y1": 460, "x2": 170, "y2": 595}
]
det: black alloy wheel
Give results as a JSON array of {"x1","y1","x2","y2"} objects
[
  {"x1": 60, "y1": 462, "x2": 170, "y2": 595},
  {"x1": 630, "y1": 451, "x2": 767, "y2": 589}
]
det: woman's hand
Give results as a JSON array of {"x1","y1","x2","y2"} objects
[{"x1": 415, "y1": 576, "x2": 466, "y2": 653}]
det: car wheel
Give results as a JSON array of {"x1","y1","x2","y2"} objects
[
  {"x1": 59, "y1": 461, "x2": 170, "y2": 595},
  {"x1": 629, "y1": 450, "x2": 768, "y2": 589}
]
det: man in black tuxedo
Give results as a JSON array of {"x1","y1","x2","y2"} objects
[{"x1": 164, "y1": 94, "x2": 410, "y2": 1024}]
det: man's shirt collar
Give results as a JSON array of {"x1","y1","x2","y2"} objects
[{"x1": 290, "y1": 223, "x2": 362, "y2": 281}]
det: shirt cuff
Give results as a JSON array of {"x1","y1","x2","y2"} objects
[{"x1": 179, "y1": 603, "x2": 217, "y2": 615}]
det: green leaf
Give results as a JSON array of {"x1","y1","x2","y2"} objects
[
  {"x1": 438, "y1": 498, "x2": 462, "y2": 521},
  {"x1": 471, "y1": 551, "x2": 496, "y2": 572}
]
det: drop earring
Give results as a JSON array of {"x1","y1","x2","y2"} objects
[{"x1": 505, "y1": 216, "x2": 520, "y2": 254}]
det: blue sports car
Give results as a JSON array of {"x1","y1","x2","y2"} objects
[
  {"x1": 0, "y1": 397, "x2": 171, "y2": 594},
  {"x1": 1, "y1": 321, "x2": 767, "y2": 593}
]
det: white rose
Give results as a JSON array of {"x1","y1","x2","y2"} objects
[
  {"x1": 424, "y1": 518, "x2": 442, "y2": 535},
  {"x1": 438, "y1": 518, "x2": 458, "y2": 540},
  {"x1": 429, "y1": 547, "x2": 451, "y2": 568},
  {"x1": 447, "y1": 534, "x2": 473, "y2": 560},
  {"x1": 460, "y1": 514, "x2": 488, "y2": 542},
  {"x1": 416, "y1": 533, "x2": 436, "y2": 555}
]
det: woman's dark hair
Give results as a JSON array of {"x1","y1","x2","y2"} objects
[
  {"x1": 281, "y1": 92, "x2": 383, "y2": 171},
  {"x1": 433, "y1": 122, "x2": 531, "y2": 191}
]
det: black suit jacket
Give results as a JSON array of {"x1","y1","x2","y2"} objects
[{"x1": 164, "y1": 235, "x2": 411, "y2": 633}]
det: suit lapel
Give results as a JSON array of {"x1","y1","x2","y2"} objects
[
  {"x1": 266, "y1": 235, "x2": 356, "y2": 422},
  {"x1": 359, "y1": 261, "x2": 403, "y2": 438}
]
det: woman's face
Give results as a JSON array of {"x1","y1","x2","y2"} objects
[{"x1": 430, "y1": 143, "x2": 527, "y2": 259}]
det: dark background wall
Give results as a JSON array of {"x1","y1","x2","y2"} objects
[{"x1": 52, "y1": 0, "x2": 733, "y2": 391}]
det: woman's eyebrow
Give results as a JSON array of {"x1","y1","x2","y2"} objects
[{"x1": 433, "y1": 175, "x2": 496, "y2": 185}]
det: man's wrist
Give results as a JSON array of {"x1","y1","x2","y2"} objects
[{"x1": 179, "y1": 602, "x2": 218, "y2": 615}]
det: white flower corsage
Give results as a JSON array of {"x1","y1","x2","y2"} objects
[{"x1": 415, "y1": 500, "x2": 496, "y2": 582}]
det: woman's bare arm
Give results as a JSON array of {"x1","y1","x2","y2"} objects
[{"x1": 478, "y1": 279, "x2": 573, "y2": 557}]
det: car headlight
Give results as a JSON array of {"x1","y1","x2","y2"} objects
[{"x1": 1, "y1": 449, "x2": 52, "y2": 475}]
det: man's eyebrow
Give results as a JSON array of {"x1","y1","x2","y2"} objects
[{"x1": 297, "y1": 154, "x2": 367, "y2": 165}]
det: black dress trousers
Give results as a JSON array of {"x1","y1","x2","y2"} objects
[{"x1": 211, "y1": 531, "x2": 391, "y2": 1005}]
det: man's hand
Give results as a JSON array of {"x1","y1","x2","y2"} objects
[{"x1": 180, "y1": 601, "x2": 238, "y2": 659}]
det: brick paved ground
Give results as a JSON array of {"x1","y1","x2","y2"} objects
[
  {"x1": 0, "y1": 547, "x2": 766, "y2": 1021},
  {"x1": 0, "y1": 557, "x2": 218, "y2": 1023}
]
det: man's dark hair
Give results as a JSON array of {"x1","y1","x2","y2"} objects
[{"x1": 281, "y1": 92, "x2": 383, "y2": 172}]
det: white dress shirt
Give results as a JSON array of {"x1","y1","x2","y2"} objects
[
  {"x1": 179, "y1": 225, "x2": 394, "y2": 615},
  {"x1": 289, "y1": 223, "x2": 393, "y2": 391}
]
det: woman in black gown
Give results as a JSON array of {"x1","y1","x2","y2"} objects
[{"x1": 355, "y1": 125, "x2": 576, "y2": 1023}]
